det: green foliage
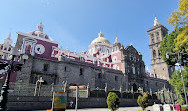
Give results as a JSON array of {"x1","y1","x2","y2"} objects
[
  {"x1": 182, "y1": 106, "x2": 188, "y2": 109},
  {"x1": 168, "y1": 0, "x2": 188, "y2": 52},
  {"x1": 159, "y1": 28, "x2": 182, "y2": 67},
  {"x1": 107, "y1": 92, "x2": 120, "y2": 111},
  {"x1": 168, "y1": 0, "x2": 188, "y2": 28},
  {"x1": 174, "y1": 25, "x2": 188, "y2": 52},
  {"x1": 137, "y1": 93, "x2": 148, "y2": 111},
  {"x1": 177, "y1": 99, "x2": 185, "y2": 105},
  {"x1": 170, "y1": 67, "x2": 188, "y2": 103}
]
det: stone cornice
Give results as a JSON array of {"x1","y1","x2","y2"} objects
[{"x1": 17, "y1": 32, "x2": 58, "y2": 44}]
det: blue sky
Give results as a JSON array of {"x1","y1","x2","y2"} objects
[{"x1": 0, "y1": 0, "x2": 178, "y2": 69}]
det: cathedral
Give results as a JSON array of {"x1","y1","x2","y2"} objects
[{"x1": 0, "y1": 17, "x2": 172, "y2": 93}]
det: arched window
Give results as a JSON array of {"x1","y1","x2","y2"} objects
[
  {"x1": 25, "y1": 44, "x2": 32, "y2": 54},
  {"x1": 4, "y1": 47, "x2": 7, "y2": 51},
  {"x1": 113, "y1": 65, "x2": 117, "y2": 70},
  {"x1": 132, "y1": 67, "x2": 135, "y2": 74},
  {"x1": 132, "y1": 83, "x2": 137, "y2": 92},
  {"x1": 107, "y1": 49, "x2": 109, "y2": 55},
  {"x1": 4, "y1": 54, "x2": 7, "y2": 60},
  {"x1": 156, "y1": 32, "x2": 159, "y2": 36},
  {"x1": 8, "y1": 47, "x2": 11, "y2": 51},
  {"x1": 151, "y1": 37, "x2": 154, "y2": 43},
  {"x1": 153, "y1": 50, "x2": 156, "y2": 58},
  {"x1": 158, "y1": 50, "x2": 161, "y2": 56}
]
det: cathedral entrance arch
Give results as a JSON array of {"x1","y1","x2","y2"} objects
[{"x1": 132, "y1": 83, "x2": 137, "y2": 92}]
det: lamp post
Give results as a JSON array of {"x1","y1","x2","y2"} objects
[
  {"x1": 175, "y1": 62, "x2": 187, "y2": 105},
  {"x1": 38, "y1": 77, "x2": 44, "y2": 96},
  {"x1": 34, "y1": 77, "x2": 44, "y2": 96},
  {"x1": 166, "y1": 52, "x2": 188, "y2": 105},
  {"x1": 0, "y1": 47, "x2": 28, "y2": 110}
]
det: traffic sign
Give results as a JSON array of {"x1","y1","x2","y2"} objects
[{"x1": 52, "y1": 92, "x2": 67, "y2": 111}]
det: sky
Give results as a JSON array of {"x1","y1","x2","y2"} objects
[{"x1": 0, "y1": 0, "x2": 179, "y2": 69}]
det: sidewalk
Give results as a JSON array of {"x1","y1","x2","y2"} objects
[{"x1": 66, "y1": 106, "x2": 153, "y2": 111}]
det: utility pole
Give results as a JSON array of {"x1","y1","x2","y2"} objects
[
  {"x1": 75, "y1": 86, "x2": 78, "y2": 111},
  {"x1": 166, "y1": 52, "x2": 188, "y2": 105},
  {"x1": 179, "y1": 65, "x2": 188, "y2": 105}
]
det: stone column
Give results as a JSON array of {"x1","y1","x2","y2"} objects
[
  {"x1": 161, "y1": 90, "x2": 164, "y2": 104},
  {"x1": 105, "y1": 83, "x2": 108, "y2": 97},
  {"x1": 87, "y1": 83, "x2": 90, "y2": 97},
  {"x1": 63, "y1": 80, "x2": 67, "y2": 92},
  {"x1": 131, "y1": 86, "x2": 134, "y2": 99},
  {"x1": 150, "y1": 88, "x2": 153, "y2": 99},
  {"x1": 51, "y1": 83, "x2": 54, "y2": 96},
  {"x1": 170, "y1": 91, "x2": 174, "y2": 104},
  {"x1": 157, "y1": 89, "x2": 160, "y2": 100},
  {"x1": 119, "y1": 86, "x2": 123, "y2": 98},
  {"x1": 167, "y1": 89, "x2": 171, "y2": 103}
]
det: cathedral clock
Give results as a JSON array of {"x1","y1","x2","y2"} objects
[{"x1": 35, "y1": 44, "x2": 45, "y2": 54}]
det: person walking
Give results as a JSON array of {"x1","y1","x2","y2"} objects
[{"x1": 174, "y1": 102, "x2": 181, "y2": 111}]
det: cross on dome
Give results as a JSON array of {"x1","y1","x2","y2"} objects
[
  {"x1": 91, "y1": 31, "x2": 110, "y2": 44},
  {"x1": 115, "y1": 36, "x2": 118, "y2": 43},
  {"x1": 98, "y1": 31, "x2": 104, "y2": 37},
  {"x1": 130, "y1": 42, "x2": 132, "y2": 46},
  {"x1": 37, "y1": 22, "x2": 44, "y2": 32}
]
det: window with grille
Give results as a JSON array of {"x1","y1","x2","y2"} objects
[
  {"x1": 80, "y1": 68, "x2": 83, "y2": 75},
  {"x1": 43, "y1": 64, "x2": 49, "y2": 71}
]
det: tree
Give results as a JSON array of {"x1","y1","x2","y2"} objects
[
  {"x1": 107, "y1": 92, "x2": 120, "y2": 111},
  {"x1": 168, "y1": 0, "x2": 188, "y2": 51},
  {"x1": 168, "y1": 0, "x2": 188, "y2": 28},
  {"x1": 137, "y1": 93, "x2": 148, "y2": 111},
  {"x1": 174, "y1": 26, "x2": 188, "y2": 52},
  {"x1": 170, "y1": 67, "x2": 188, "y2": 104},
  {"x1": 159, "y1": 28, "x2": 183, "y2": 67}
]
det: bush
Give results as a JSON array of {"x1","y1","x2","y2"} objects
[
  {"x1": 182, "y1": 106, "x2": 188, "y2": 109},
  {"x1": 107, "y1": 92, "x2": 120, "y2": 111},
  {"x1": 177, "y1": 99, "x2": 185, "y2": 105},
  {"x1": 137, "y1": 93, "x2": 148, "y2": 111}
]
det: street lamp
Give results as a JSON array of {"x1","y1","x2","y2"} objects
[
  {"x1": 34, "y1": 77, "x2": 44, "y2": 96},
  {"x1": 0, "y1": 47, "x2": 29, "y2": 110},
  {"x1": 166, "y1": 52, "x2": 188, "y2": 105}
]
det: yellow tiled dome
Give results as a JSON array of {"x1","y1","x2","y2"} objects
[{"x1": 91, "y1": 32, "x2": 111, "y2": 44}]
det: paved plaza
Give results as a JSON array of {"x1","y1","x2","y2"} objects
[{"x1": 66, "y1": 106, "x2": 153, "y2": 111}]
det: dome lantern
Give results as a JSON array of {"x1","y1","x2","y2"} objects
[
  {"x1": 37, "y1": 22, "x2": 44, "y2": 32},
  {"x1": 98, "y1": 31, "x2": 104, "y2": 37},
  {"x1": 91, "y1": 31, "x2": 111, "y2": 45}
]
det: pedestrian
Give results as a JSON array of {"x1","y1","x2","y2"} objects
[{"x1": 174, "y1": 102, "x2": 181, "y2": 111}]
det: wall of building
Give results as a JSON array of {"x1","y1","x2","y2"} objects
[
  {"x1": 16, "y1": 55, "x2": 128, "y2": 91},
  {"x1": 144, "y1": 78, "x2": 170, "y2": 92},
  {"x1": 7, "y1": 95, "x2": 159, "y2": 110}
]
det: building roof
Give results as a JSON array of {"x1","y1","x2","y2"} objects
[
  {"x1": 91, "y1": 32, "x2": 111, "y2": 45},
  {"x1": 25, "y1": 22, "x2": 54, "y2": 41}
]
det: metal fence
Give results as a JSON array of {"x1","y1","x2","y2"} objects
[
  {"x1": 8, "y1": 82, "x2": 178, "y2": 104},
  {"x1": 9, "y1": 82, "x2": 63, "y2": 96}
]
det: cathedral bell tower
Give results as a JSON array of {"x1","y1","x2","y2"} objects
[{"x1": 147, "y1": 17, "x2": 173, "y2": 80}]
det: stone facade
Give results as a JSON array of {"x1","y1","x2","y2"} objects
[
  {"x1": 0, "y1": 18, "x2": 173, "y2": 95},
  {"x1": 147, "y1": 17, "x2": 174, "y2": 81},
  {"x1": 17, "y1": 55, "x2": 128, "y2": 91}
]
